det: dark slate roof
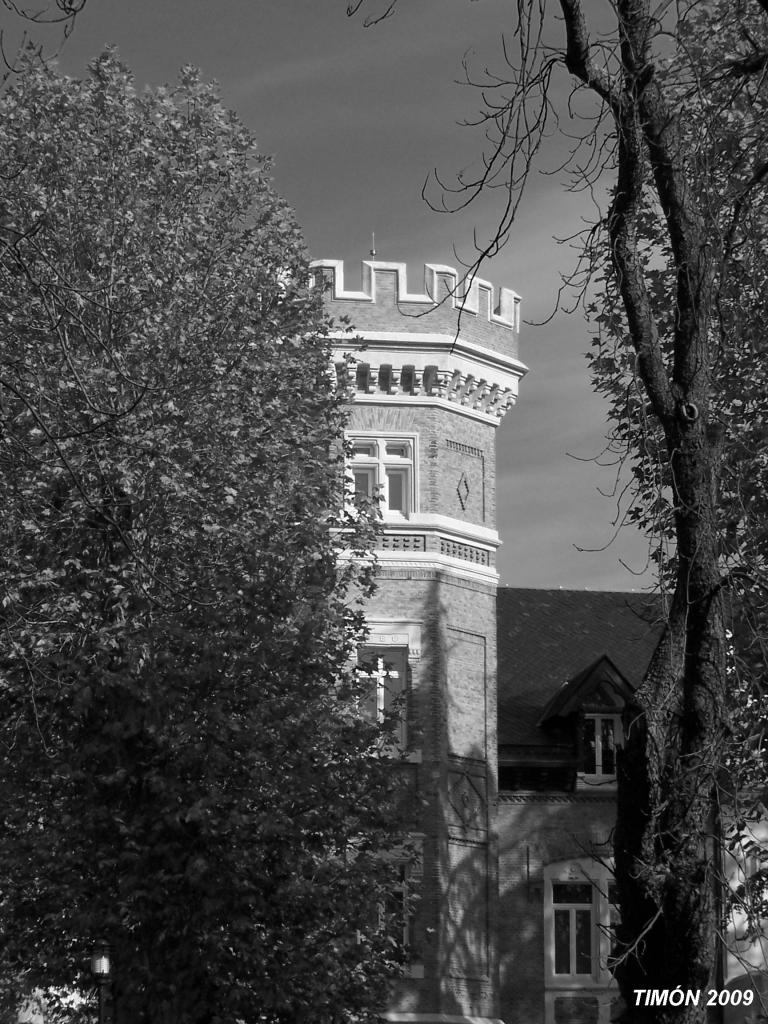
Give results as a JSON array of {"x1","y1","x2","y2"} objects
[{"x1": 497, "y1": 588, "x2": 662, "y2": 754}]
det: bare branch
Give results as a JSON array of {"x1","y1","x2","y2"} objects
[
  {"x1": 558, "y1": 0, "x2": 621, "y2": 110},
  {"x1": 346, "y1": 0, "x2": 397, "y2": 27}
]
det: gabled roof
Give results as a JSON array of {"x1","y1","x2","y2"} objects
[
  {"x1": 538, "y1": 653, "x2": 634, "y2": 724},
  {"x1": 497, "y1": 588, "x2": 662, "y2": 753}
]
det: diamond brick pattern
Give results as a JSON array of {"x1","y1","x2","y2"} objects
[{"x1": 456, "y1": 471, "x2": 470, "y2": 510}]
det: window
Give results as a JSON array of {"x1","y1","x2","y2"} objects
[
  {"x1": 544, "y1": 861, "x2": 618, "y2": 988},
  {"x1": 581, "y1": 714, "x2": 622, "y2": 784},
  {"x1": 553, "y1": 882, "x2": 593, "y2": 976},
  {"x1": 383, "y1": 863, "x2": 414, "y2": 949},
  {"x1": 378, "y1": 848, "x2": 424, "y2": 979},
  {"x1": 349, "y1": 435, "x2": 415, "y2": 517},
  {"x1": 357, "y1": 647, "x2": 408, "y2": 749}
]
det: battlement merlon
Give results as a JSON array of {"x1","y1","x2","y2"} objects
[
  {"x1": 312, "y1": 258, "x2": 520, "y2": 324},
  {"x1": 312, "y1": 259, "x2": 521, "y2": 350},
  {"x1": 312, "y1": 259, "x2": 528, "y2": 424}
]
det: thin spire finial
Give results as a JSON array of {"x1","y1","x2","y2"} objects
[{"x1": 369, "y1": 232, "x2": 376, "y2": 258}]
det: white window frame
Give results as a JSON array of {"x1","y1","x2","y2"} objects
[
  {"x1": 347, "y1": 433, "x2": 417, "y2": 520},
  {"x1": 543, "y1": 860, "x2": 617, "y2": 989},
  {"x1": 578, "y1": 714, "x2": 623, "y2": 788},
  {"x1": 356, "y1": 646, "x2": 408, "y2": 751},
  {"x1": 551, "y1": 880, "x2": 594, "y2": 979}
]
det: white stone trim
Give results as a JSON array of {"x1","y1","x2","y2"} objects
[
  {"x1": 330, "y1": 333, "x2": 528, "y2": 378},
  {"x1": 313, "y1": 258, "x2": 521, "y2": 333},
  {"x1": 364, "y1": 619, "x2": 423, "y2": 662},
  {"x1": 336, "y1": 520, "x2": 501, "y2": 578},
  {"x1": 347, "y1": 393, "x2": 513, "y2": 425},
  {"x1": 394, "y1": 514, "x2": 500, "y2": 547},
  {"x1": 375, "y1": 551, "x2": 500, "y2": 585},
  {"x1": 331, "y1": 335, "x2": 525, "y2": 421}
]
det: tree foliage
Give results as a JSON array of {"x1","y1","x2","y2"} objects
[
  {"x1": 586, "y1": 1, "x2": 768, "y2": 595},
  {"x1": 583, "y1": 2, "x2": 768, "y2": 1001},
  {"x1": 0, "y1": 52, "x2": 409, "y2": 1024},
  {"x1": 348, "y1": 0, "x2": 768, "y2": 1020}
]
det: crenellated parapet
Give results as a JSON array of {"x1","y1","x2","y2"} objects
[
  {"x1": 313, "y1": 258, "x2": 520, "y2": 334},
  {"x1": 312, "y1": 259, "x2": 528, "y2": 424}
]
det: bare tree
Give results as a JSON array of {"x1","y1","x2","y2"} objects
[
  {"x1": 0, "y1": 0, "x2": 86, "y2": 79},
  {"x1": 0, "y1": 0, "x2": 84, "y2": 25},
  {"x1": 348, "y1": 1, "x2": 768, "y2": 1021}
]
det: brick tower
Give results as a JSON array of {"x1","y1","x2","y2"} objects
[{"x1": 312, "y1": 259, "x2": 525, "y2": 1024}]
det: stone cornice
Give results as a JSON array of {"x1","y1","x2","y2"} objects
[
  {"x1": 385, "y1": 513, "x2": 500, "y2": 547},
  {"x1": 329, "y1": 331, "x2": 528, "y2": 378},
  {"x1": 374, "y1": 551, "x2": 500, "y2": 586},
  {"x1": 342, "y1": 392, "x2": 514, "y2": 425},
  {"x1": 313, "y1": 259, "x2": 526, "y2": 423},
  {"x1": 330, "y1": 336, "x2": 527, "y2": 423},
  {"x1": 498, "y1": 792, "x2": 617, "y2": 805}
]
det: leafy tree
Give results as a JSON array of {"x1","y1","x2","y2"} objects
[
  {"x1": 347, "y1": 0, "x2": 768, "y2": 1020},
  {"x1": 584, "y1": 2, "x2": 768, "y2": 1005},
  {"x1": 0, "y1": 52, "x2": 409, "y2": 1024}
]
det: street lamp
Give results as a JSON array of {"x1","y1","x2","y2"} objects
[{"x1": 90, "y1": 944, "x2": 112, "y2": 1024}]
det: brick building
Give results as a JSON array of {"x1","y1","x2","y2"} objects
[
  {"x1": 496, "y1": 589, "x2": 660, "y2": 1024},
  {"x1": 313, "y1": 259, "x2": 767, "y2": 1024},
  {"x1": 314, "y1": 257, "x2": 524, "y2": 1024}
]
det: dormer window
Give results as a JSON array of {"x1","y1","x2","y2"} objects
[
  {"x1": 349, "y1": 435, "x2": 416, "y2": 518},
  {"x1": 581, "y1": 714, "x2": 622, "y2": 784}
]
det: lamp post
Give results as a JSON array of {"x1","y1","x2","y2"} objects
[{"x1": 90, "y1": 944, "x2": 112, "y2": 1024}]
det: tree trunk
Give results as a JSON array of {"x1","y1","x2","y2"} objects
[{"x1": 614, "y1": 419, "x2": 727, "y2": 1024}]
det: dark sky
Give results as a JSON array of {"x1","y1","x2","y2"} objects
[{"x1": 31, "y1": 0, "x2": 653, "y2": 590}]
